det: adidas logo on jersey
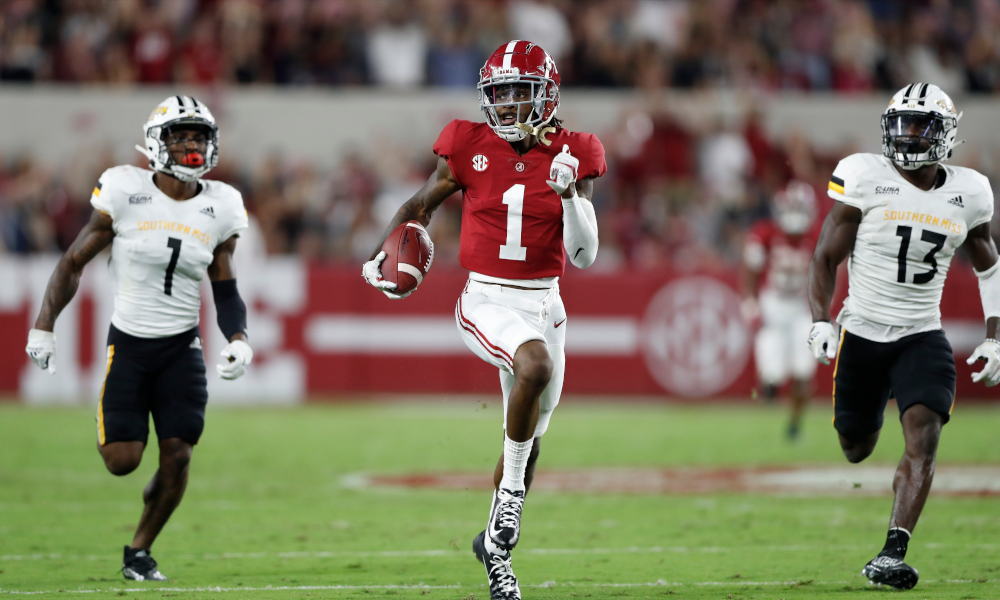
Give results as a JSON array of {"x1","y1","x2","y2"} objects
[
  {"x1": 948, "y1": 195, "x2": 964, "y2": 208},
  {"x1": 129, "y1": 195, "x2": 153, "y2": 204},
  {"x1": 200, "y1": 206, "x2": 216, "y2": 218}
]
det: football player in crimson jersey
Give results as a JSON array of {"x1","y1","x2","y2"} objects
[
  {"x1": 742, "y1": 181, "x2": 821, "y2": 441},
  {"x1": 363, "y1": 40, "x2": 606, "y2": 600}
]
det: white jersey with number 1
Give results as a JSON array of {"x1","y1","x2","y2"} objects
[
  {"x1": 90, "y1": 165, "x2": 248, "y2": 338},
  {"x1": 828, "y1": 153, "x2": 994, "y2": 342}
]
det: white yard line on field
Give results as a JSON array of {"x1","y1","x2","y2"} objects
[{"x1": 3, "y1": 542, "x2": 999, "y2": 563}]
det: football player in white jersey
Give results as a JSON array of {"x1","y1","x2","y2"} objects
[
  {"x1": 807, "y1": 83, "x2": 1000, "y2": 590},
  {"x1": 24, "y1": 96, "x2": 252, "y2": 582}
]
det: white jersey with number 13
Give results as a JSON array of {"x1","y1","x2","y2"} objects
[{"x1": 828, "y1": 153, "x2": 993, "y2": 342}]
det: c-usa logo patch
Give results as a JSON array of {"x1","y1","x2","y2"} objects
[{"x1": 472, "y1": 154, "x2": 489, "y2": 172}]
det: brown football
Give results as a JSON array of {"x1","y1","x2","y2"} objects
[{"x1": 380, "y1": 220, "x2": 434, "y2": 295}]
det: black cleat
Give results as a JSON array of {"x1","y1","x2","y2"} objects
[
  {"x1": 473, "y1": 530, "x2": 521, "y2": 600},
  {"x1": 862, "y1": 554, "x2": 918, "y2": 590},
  {"x1": 486, "y1": 487, "x2": 525, "y2": 550},
  {"x1": 122, "y1": 546, "x2": 168, "y2": 581}
]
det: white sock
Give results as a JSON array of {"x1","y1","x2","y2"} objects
[{"x1": 498, "y1": 434, "x2": 532, "y2": 492}]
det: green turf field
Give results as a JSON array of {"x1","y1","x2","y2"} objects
[{"x1": 2, "y1": 400, "x2": 999, "y2": 599}]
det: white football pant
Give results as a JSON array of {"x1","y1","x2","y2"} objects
[
  {"x1": 755, "y1": 289, "x2": 817, "y2": 385},
  {"x1": 455, "y1": 279, "x2": 566, "y2": 438}
]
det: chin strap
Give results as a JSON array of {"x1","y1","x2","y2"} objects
[{"x1": 514, "y1": 122, "x2": 556, "y2": 146}]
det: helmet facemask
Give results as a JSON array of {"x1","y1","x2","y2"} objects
[
  {"x1": 881, "y1": 111, "x2": 956, "y2": 170},
  {"x1": 478, "y1": 74, "x2": 558, "y2": 143},
  {"x1": 142, "y1": 119, "x2": 219, "y2": 182}
]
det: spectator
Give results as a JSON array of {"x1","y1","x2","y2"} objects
[
  {"x1": 507, "y1": 1, "x2": 572, "y2": 65},
  {"x1": 366, "y1": 1, "x2": 426, "y2": 87}
]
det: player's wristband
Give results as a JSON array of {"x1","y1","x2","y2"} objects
[
  {"x1": 975, "y1": 260, "x2": 1000, "y2": 320},
  {"x1": 212, "y1": 279, "x2": 248, "y2": 341}
]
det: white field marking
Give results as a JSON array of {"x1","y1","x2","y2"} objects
[
  {"x1": 4, "y1": 543, "x2": 999, "y2": 563},
  {"x1": 1, "y1": 579, "x2": 992, "y2": 595}
]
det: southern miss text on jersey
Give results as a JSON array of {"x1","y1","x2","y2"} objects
[
  {"x1": 90, "y1": 165, "x2": 248, "y2": 338},
  {"x1": 433, "y1": 119, "x2": 607, "y2": 280},
  {"x1": 828, "y1": 153, "x2": 994, "y2": 331}
]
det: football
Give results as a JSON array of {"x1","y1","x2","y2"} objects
[{"x1": 380, "y1": 220, "x2": 434, "y2": 295}]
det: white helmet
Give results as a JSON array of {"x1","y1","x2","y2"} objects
[
  {"x1": 136, "y1": 95, "x2": 219, "y2": 182},
  {"x1": 774, "y1": 180, "x2": 816, "y2": 235},
  {"x1": 881, "y1": 83, "x2": 961, "y2": 170}
]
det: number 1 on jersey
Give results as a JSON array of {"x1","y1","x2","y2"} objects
[
  {"x1": 499, "y1": 184, "x2": 527, "y2": 261},
  {"x1": 164, "y1": 237, "x2": 182, "y2": 295}
]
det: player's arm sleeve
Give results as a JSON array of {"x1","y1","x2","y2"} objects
[
  {"x1": 89, "y1": 171, "x2": 115, "y2": 219},
  {"x1": 212, "y1": 279, "x2": 248, "y2": 340},
  {"x1": 827, "y1": 154, "x2": 866, "y2": 211},
  {"x1": 562, "y1": 134, "x2": 606, "y2": 269},
  {"x1": 562, "y1": 189, "x2": 599, "y2": 269}
]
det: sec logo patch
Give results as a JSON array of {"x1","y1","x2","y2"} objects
[
  {"x1": 515, "y1": 162, "x2": 525, "y2": 172},
  {"x1": 472, "y1": 154, "x2": 489, "y2": 172}
]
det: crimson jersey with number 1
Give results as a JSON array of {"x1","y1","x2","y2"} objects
[{"x1": 433, "y1": 119, "x2": 607, "y2": 279}]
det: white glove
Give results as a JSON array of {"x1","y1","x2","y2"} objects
[
  {"x1": 362, "y1": 250, "x2": 410, "y2": 300},
  {"x1": 966, "y1": 339, "x2": 1000, "y2": 387},
  {"x1": 217, "y1": 339, "x2": 253, "y2": 380},
  {"x1": 26, "y1": 329, "x2": 57, "y2": 374},
  {"x1": 807, "y1": 321, "x2": 838, "y2": 365},
  {"x1": 546, "y1": 144, "x2": 579, "y2": 195}
]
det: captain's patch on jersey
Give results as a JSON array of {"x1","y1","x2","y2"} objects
[{"x1": 828, "y1": 175, "x2": 845, "y2": 195}]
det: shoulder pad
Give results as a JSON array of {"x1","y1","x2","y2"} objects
[{"x1": 100, "y1": 165, "x2": 148, "y2": 195}]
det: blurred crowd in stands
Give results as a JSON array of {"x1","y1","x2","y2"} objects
[
  {"x1": 4, "y1": 0, "x2": 1000, "y2": 92},
  {"x1": 2, "y1": 0, "x2": 1000, "y2": 268},
  {"x1": 9, "y1": 104, "x2": 991, "y2": 271}
]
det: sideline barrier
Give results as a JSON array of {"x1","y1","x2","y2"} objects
[{"x1": 0, "y1": 257, "x2": 991, "y2": 403}]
